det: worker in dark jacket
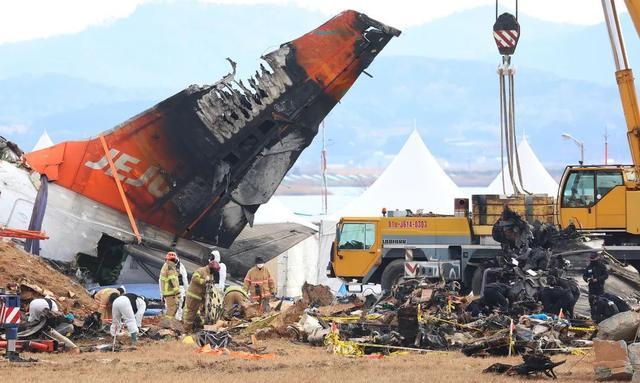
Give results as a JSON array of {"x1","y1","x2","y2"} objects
[
  {"x1": 583, "y1": 252, "x2": 608, "y2": 296},
  {"x1": 540, "y1": 276, "x2": 576, "y2": 318},
  {"x1": 590, "y1": 294, "x2": 620, "y2": 323},
  {"x1": 482, "y1": 282, "x2": 510, "y2": 312},
  {"x1": 583, "y1": 252, "x2": 609, "y2": 320}
]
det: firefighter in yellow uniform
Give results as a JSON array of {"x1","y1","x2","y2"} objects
[
  {"x1": 223, "y1": 285, "x2": 250, "y2": 318},
  {"x1": 182, "y1": 260, "x2": 220, "y2": 333},
  {"x1": 159, "y1": 251, "x2": 181, "y2": 319},
  {"x1": 243, "y1": 257, "x2": 275, "y2": 313},
  {"x1": 92, "y1": 286, "x2": 125, "y2": 322}
]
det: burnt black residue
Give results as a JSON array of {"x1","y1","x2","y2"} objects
[{"x1": 145, "y1": 12, "x2": 399, "y2": 247}]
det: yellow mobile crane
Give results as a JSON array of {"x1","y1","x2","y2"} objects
[
  {"x1": 558, "y1": 0, "x2": 640, "y2": 269},
  {"x1": 328, "y1": 2, "x2": 640, "y2": 292}
]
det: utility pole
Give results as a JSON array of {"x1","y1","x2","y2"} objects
[
  {"x1": 562, "y1": 133, "x2": 585, "y2": 165},
  {"x1": 604, "y1": 125, "x2": 609, "y2": 165},
  {"x1": 320, "y1": 120, "x2": 328, "y2": 215}
]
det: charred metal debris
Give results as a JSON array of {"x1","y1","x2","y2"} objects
[
  {"x1": 291, "y1": 208, "x2": 639, "y2": 364},
  {"x1": 150, "y1": 11, "x2": 400, "y2": 247}
]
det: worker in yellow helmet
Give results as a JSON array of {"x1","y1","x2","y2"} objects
[
  {"x1": 159, "y1": 251, "x2": 180, "y2": 319},
  {"x1": 182, "y1": 260, "x2": 220, "y2": 333}
]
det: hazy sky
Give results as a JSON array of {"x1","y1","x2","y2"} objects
[{"x1": 0, "y1": 0, "x2": 617, "y2": 45}]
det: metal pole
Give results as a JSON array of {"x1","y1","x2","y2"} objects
[
  {"x1": 580, "y1": 143, "x2": 585, "y2": 165},
  {"x1": 605, "y1": 125, "x2": 609, "y2": 165}
]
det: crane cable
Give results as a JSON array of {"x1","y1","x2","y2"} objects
[
  {"x1": 494, "y1": 1, "x2": 530, "y2": 196},
  {"x1": 509, "y1": 65, "x2": 530, "y2": 195}
]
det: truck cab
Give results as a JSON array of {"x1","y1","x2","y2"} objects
[
  {"x1": 328, "y1": 212, "x2": 502, "y2": 293},
  {"x1": 558, "y1": 165, "x2": 640, "y2": 239}
]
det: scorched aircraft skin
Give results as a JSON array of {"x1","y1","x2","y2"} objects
[{"x1": 7, "y1": 11, "x2": 399, "y2": 265}]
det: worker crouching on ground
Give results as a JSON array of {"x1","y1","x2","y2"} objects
[
  {"x1": 159, "y1": 251, "x2": 180, "y2": 319},
  {"x1": 182, "y1": 260, "x2": 220, "y2": 333},
  {"x1": 109, "y1": 292, "x2": 146, "y2": 345},
  {"x1": 28, "y1": 296, "x2": 59, "y2": 322},
  {"x1": 224, "y1": 285, "x2": 250, "y2": 318},
  {"x1": 92, "y1": 286, "x2": 125, "y2": 322},
  {"x1": 244, "y1": 256, "x2": 275, "y2": 313}
]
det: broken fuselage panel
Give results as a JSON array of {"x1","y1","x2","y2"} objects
[{"x1": 23, "y1": 10, "x2": 400, "y2": 250}]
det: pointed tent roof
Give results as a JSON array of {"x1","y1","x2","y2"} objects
[
  {"x1": 254, "y1": 196, "x2": 318, "y2": 230},
  {"x1": 32, "y1": 130, "x2": 54, "y2": 151},
  {"x1": 486, "y1": 138, "x2": 558, "y2": 196},
  {"x1": 338, "y1": 130, "x2": 462, "y2": 216}
]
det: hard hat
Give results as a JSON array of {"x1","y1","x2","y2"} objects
[
  {"x1": 208, "y1": 260, "x2": 220, "y2": 271},
  {"x1": 210, "y1": 249, "x2": 221, "y2": 263},
  {"x1": 166, "y1": 251, "x2": 178, "y2": 262}
]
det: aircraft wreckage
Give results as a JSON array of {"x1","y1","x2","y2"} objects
[{"x1": 0, "y1": 11, "x2": 400, "y2": 282}]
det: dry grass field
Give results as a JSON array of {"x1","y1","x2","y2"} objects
[{"x1": 0, "y1": 339, "x2": 595, "y2": 383}]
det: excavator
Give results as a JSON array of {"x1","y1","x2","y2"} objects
[{"x1": 558, "y1": 0, "x2": 640, "y2": 270}]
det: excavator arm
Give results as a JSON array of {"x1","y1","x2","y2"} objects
[{"x1": 603, "y1": 0, "x2": 640, "y2": 179}]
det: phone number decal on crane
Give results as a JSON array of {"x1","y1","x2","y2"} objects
[{"x1": 387, "y1": 220, "x2": 428, "y2": 229}]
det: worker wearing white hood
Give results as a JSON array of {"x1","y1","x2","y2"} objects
[{"x1": 210, "y1": 250, "x2": 227, "y2": 290}]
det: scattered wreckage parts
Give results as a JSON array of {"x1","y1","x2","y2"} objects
[{"x1": 484, "y1": 353, "x2": 566, "y2": 379}]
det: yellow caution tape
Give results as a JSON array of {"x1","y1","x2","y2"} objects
[
  {"x1": 420, "y1": 313, "x2": 484, "y2": 333},
  {"x1": 324, "y1": 329, "x2": 363, "y2": 357},
  {"x1": 320, "y1": 314, "x2": 382, "y2": 323}
]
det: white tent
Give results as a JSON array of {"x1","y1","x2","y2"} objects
[
  {"x1": 32, "y1": 130, "x2": 54, "y2": 152},
  {"x1": 486, "y1": 138, "x2": 559, "y2": 196},
  {"x1": 337, "y1": 129, "x2": 462, "y2": 216},
  {"x1": 316, "y1": 130, "x2": 463, "y2": 291},
  {"x1": 254, "y1": 196, "x2": 317, "y2": 230},
  {"x1": 254, "y1": 197, "x2": 319, "y2": 297}
]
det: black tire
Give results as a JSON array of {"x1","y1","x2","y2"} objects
[
  {"x1": 381, "y1": 259, "x2": 405, "y2": 292},
  {"x1": 471, "y1": 266, "x2": 485, "y2": 296}
]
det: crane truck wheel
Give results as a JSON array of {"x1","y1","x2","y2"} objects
[
  {"x1": 381, "y1": 259, "x2": 405, "y2": 292},
  {"x1": 471, "y1": 266, "x2": 485, "y2": 296}
]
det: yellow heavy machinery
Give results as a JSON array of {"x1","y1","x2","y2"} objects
[
  {"x1": 328, "y1": 1, "x2": 640, "y2": 291},
  {"x1": 327, "y1": 196, "x2": 555, "y2": 293},
  {"x1": 558, "y1": 0, "x2": 640, "y2": 269}
]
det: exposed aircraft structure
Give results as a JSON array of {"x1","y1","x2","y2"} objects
[
  {"x1": 25, "y1": 10, "x2": 399, "y2": 247},
  {"x1": 0, "y1": 11, "x2": 399, "y2": 282}
]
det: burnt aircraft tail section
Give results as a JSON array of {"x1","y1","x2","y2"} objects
[{"x1": 25, "y1": 10, "x2": 400, "y2": 247}]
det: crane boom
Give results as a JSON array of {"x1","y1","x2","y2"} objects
[{"x1": 603, "y1": 0, "x2": 640, "y2": 180}]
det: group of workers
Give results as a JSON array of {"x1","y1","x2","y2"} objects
[
  {"x1": 71, "y1": 250, "x2": 273, "y2": 343},
  {"x1": 159, "y1": 250, "x2": 275, "y2": 333},
  {"x1": 90, "y1": 286, "x2": 147, "y2": 344},
  {"x1": 470, "y1": 251, "x2": 629, "y2": 322},
  {"x1": 583, "y1": 251, "x2": 631, "y2": 322}
]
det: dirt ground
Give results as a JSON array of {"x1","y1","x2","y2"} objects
[
  {"x1": 0, "y1": 339, "x2": 594, "y2": 383},
  {"x1": 0, "y1": 240, "x2": 94, "y2": 315}
]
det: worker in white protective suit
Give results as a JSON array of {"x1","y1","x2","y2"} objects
[
  {"x1": 210, "y1": 250, "x2": 226, "y2": 290},
  {"x1": 109, "y1": 292, "x2": 146, "y2": 345},
  {"x1": 28, "y1": 297, "x2": 59, "y2": 322},
  {"x1": 175, "y1": 256, "x2": 189, "y2": 320}
]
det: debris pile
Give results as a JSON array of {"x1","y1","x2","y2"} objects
[
  {"x1": 0, "y1": 241, "x2": 94, "y2": 315},
  {"x1": 282, "y1": 208, "x2": 637, "y2": 363},
  {"x1": 306, "y1": 278, "x2": 596, "y2": 359}
]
